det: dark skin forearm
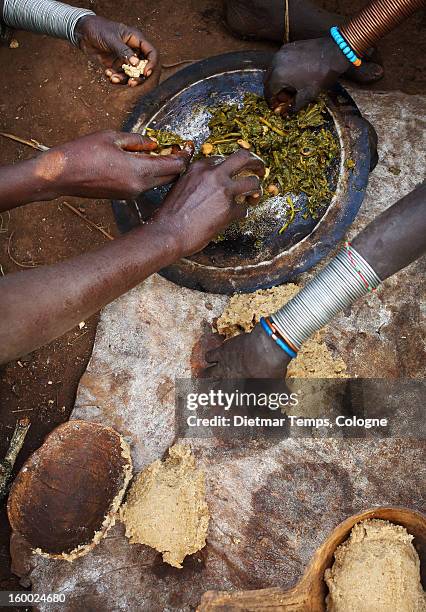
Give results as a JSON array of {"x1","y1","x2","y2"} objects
[
  {"x1": 0, "y1": 222, "x2": 179, "y2": 364},
  {"x1": 204, "y1": 183, "x2": 426, "y2": 378},
  {"x1": 341, "y1": 0, "x2": 425, "y2": 57},
  {"x1": 0, "y1": 130, "x2": 195, "y2": 213},
  {"x1": 353, "y1": 182, "x2": 426, "y2": 280},
  {"x1": 0, "y1": 148, "x2": 264, "y2": 365},
  {"x1": 0, "y1": 158, "x2": 57, "y2": 213}
]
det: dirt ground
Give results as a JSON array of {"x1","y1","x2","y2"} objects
[{"x1": 0, "y1": 0, "x2": 425, "y2": 591}]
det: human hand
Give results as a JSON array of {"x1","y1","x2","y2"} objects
[
  {"x1": 264, "y1": 37, "x2": 350, "y2": 114},
  {"x1": 36, "y1": 131, "x2": 193, "y2": 200},
  {"x1": 74, "y1": 16, "x2": 159, "y2": 87},
  {"x1": 152, "y1": 150, "x2": 265, "y2": 258},
  {"x1": 201, "y1": 324, "x2": 291, "y2": 379},
  {"x1": 264, "y1": 37, "x2": 384, "y2": 114}
]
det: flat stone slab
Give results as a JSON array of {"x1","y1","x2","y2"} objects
[{"x1": 14, "y1": 90, "x2": 426, "y2": 610}]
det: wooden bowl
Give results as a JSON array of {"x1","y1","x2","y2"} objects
[
  {"x1": 8, "y1": 420, "x2": 132, "y2": 561},
  {"x1": 199, "y1": 506, "x2": 426, "y2": 611}
]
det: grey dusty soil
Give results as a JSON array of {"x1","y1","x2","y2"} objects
[{"x1": 0, "y1": 0, "x2": 425, "y2": 591}]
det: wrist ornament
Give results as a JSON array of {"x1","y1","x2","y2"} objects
[
  {"x1": 330, "y1": 26, "x2": 362, "y2": 66},
  {"x1": 3, "y1": 0, "x2": 95, "y2": 46},
  {"x1": 340, "y1": 0, "x2": 424, "y2": 57},
  {"x1": 270, "y1": 245, "x2": 382, "y2": 351}
]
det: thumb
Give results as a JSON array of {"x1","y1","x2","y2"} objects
[
  {"x1": 116, "y1": 132, "x2": 158, "y2": 152},
  {"x1": 150, "y1": 142, "x2": 195, "y2": 176},
  {"x1": 107, "y1": 34, "x2": 138, "y2": 65},
  {"x1": 292, "y1": 87, "x2": 316, "y2": 114}
]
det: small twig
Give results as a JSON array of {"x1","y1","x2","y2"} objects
[
  {"x1": 79, "y1": 97, "x2": 92, "y2": 109},
  {"x1": 0, "y1": 131, "x2": 49, "y2": 152},
  {"x1": 7, "y1": 232, "x2": 39, "y2": 268},
  {"x1": 210, "y1": 136, "x2": 241, "y2": 145},
  {"x1": 62, "y1": 202, "x2": 114, "y2": 241},
  {"x1": 0, "y1": 211, "x2": 11, "y2": 233},
  {"x1": 11, "y1": 408, "x2": 34, "y2": 413},
  {"x1": 68, "y1": 329, "x2": 89, "y2": 345},
  {"x1": 0, "y1": 417, "x2": 31, "y2": 499},
  {"x1": 259, "y1": 117, "x2": 287, "y2": 138},
  {"x1": 0, "y1": 264, "x2": 4, "y2": 277}
]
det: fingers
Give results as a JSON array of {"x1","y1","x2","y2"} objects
[
  {"x1": 220, "y1": 149, "x2": 265, "y2": 179},
  {"x1": 116, "y1": 135, "x2": 193, "y2": 181},
  {"x1": 231, "y1": 175, "x2": 262, "y2": 200},
  {"x1": 105, "y1": 69, "x2": 128, "y2": 85},
  {"x1": 128, "y1": 77, "x2": 144, "y2": 88},
  {"x1": 108, "y1": 34, "x2": 139, "y2": 67},
  {"x1": 264, "y1": 64, "x2": 286, "y2": 108},
  {"x1": 138, "y1": 38, "x2": 159, "y2": 78},
  {"x1": 274, "y1": 96, "x2": 294, "y2": 115},
  {"x1": 271, "y1": 89, "x2": 295, "y2": 115},
  {"x1": 205, "y1": 346, "x2": 222, "y2": 364},
  {"x1": 264, "y1": 65, "x2": 301, "y2": 115},
  {"x1": 144, "y1": 150, "x2": 193, "y2": 177},
  {"x1": 116, "y1": 133, "x2": 158, "y2": 152},
  {"x1": 292, "y1": 87, "x2": 317, "y2": 114},
  {"x1": 125, "y1": 29, "x2": 159, "y2": 77},
  {"x1": 105, "y1": 26, "x2": 158, "y2": 86},
  {"x1": 149, "y1": 146, "x2": 195, "y2": 185},
  {"x1": 263, "y1": 50, "x2": 303, "y2": 114},
  {"x1": 344, "y1": 60, "x2": 384, "y2": 85},
  {"x1": 233, "y1": 175, "x2": 263, "y2": 209},
  {"x1": 231, "y1": 176, "x2": 263, "y2": 208}
]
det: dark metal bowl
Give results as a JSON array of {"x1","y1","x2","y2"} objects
[{"x1": 112, "y1": 51, "x2": 371, "y2": 294}]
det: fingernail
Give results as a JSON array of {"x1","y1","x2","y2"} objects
[
  {"x1": 129, "y1": 56, "x2": 139, "y2": 66},
  {"x1": 111, "y1": 76, "x2": 120, "y2": 84},
  {"x1": 252, "y1": 192, "x2": 261, "y2": 199},
  {"x1": 146, "y1": 69, "x2": 153, "y2": 77},
  {"x1": 105, "y1": 69, "x2": 112, "y2": 77}
]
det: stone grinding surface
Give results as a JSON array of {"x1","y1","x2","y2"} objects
[
  {"x1": 20, "y1": 90, "x2": 425, "y2": 610},
  {"x1": 325, "y1": 519, "x2": 426, "y2": 612}
]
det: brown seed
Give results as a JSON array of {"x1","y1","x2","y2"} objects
[
  {"x1": 237, "y1": 139, "x2": 251, "y2": 150},
  {"x1": 201, "y1": 143, "x2": 214, "y2": 155},
  {"x1": 267, "y1": 184, "x2": 279, "y2": 196}
]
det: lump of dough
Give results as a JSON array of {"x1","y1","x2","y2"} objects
[
  {"x1": 325, "y1": 519, "x2": 426, "y2": 612},
  {"x1": 122, "y1": 59, "x2": 148, "y2": 78},
  {"x1": 120, "y1": 444, "x2": 209, "y2": 568},
  {"x1": 216, "y1": 285, "x2": 347, "y2": 378}
]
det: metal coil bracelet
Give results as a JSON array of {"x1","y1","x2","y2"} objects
[
  {"x1": 341, "y1": 0, "x2": 425, "y2": 56},
  {"x1": 3, "y1": 0, "x2": 95, "y2": 46},
  {"x1": 271, "y1": 247, "x2": 381, "y2": 351}
]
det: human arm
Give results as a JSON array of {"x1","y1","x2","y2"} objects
[
  {"x1": 0, "y1": 1, "x2": 158, "y2": 86},
  {"x1": 0, "y1": 150, "x2": 264, "y2": 364},
  {"x1": 0, "y1": 131, "x2": 193, "y2": 214},
  {"x1": 264, "y1": 0, "x2": 425, "y2": 113},
  {"x1": 204, "y1": 182, "x2": 426, "y2": 378}
]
